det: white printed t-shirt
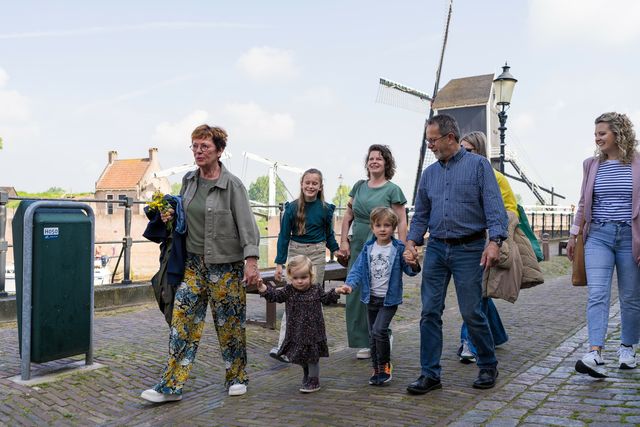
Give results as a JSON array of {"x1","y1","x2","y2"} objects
[{"x1": 369, "y1": 241, "x2": 392, "y2": 297}]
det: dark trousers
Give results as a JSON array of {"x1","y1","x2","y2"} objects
[{"x1": 367, "y1": 295, "x2": 398, "y2": 367}]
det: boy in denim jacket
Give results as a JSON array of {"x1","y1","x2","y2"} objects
[{"x1": 337, "y1": 207, "x2": 420, "y2": 385}]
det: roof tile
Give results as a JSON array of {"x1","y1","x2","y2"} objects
[{"x1": 96, "y1": 159, "x2": 150, "y2": 190}]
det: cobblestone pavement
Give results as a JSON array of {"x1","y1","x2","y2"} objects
[{"x1": 0, "y1": 273, "x2": 637, "y2": 426}]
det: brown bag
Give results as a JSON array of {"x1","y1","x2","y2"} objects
[{"x1": 571, "y1": 221, "x2": 587, "y2": 286}]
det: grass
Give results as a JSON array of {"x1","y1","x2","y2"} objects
[{"x1": 538, "y1": 255, "x2": 572, "y2": 279}]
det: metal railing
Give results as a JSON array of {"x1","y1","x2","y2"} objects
[
  {"x1": 0, "y1": 190, "x2": 575, "y2": 296},
  {"x1": 0, "y1": 192, "x2": 297, "y2": 296},
  {"x1": 521, "y1": 205, "x2": 574, "y2": 240}
]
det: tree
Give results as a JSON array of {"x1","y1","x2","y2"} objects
[
  {"x1": 171, "y1": 182, "x2": 182, "y2": 195},
  {"x1": 332, "y1": 184, "x2": 351, "y2": 211},
  {"x1": 46, "y1": 187, "x2": 66, "y2": 194},
  {"x1": 248, "y1": 175, "x2": 288, "y2": 205},
  {"x1": 0, "y1": 136, "x2": 3, "y2": 150}
]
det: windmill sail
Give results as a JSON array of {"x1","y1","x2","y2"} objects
[{"x1": 376, "y1": 78, "x2": 431, "y2": 114}]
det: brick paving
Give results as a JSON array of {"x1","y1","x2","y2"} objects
[{"x1": 0, "y1": 273, "x2": 638, "y2": 426}]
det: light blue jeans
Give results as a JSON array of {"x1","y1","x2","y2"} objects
[{"x1": 585, "y1": 221, "x2": 640, "y2": 347}]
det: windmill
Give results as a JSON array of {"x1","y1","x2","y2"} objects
[
  {"x1": 375, "y1": 0, "x2": 453, "y2": 205},
  {"x1": 241, "y1": 151, "x2": 304, "y2": 216}
]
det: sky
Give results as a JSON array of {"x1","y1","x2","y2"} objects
[{"x1": 1, "y1": 0, "x2": 639, "y2": 207}]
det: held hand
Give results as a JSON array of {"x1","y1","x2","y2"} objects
[
  {"x1": 274, "y1": 264, "x2": 284, "y2": 282},
  {"x1": 256, "y1": 279, "x2": 267, "y2": 293},
  {"x1": 338, "y1": 241, "x2": 350, "y2": 258},
  {"x1": 335, "y1": 285, "x2": 352, "y2": 295},
  {"x1": 403, "y1": 244, "x2": 418, "y2": 265},
  {"x1": 243, "y1": 257, "x2": 260, "y2": 286},
  {"x1": 160, "y1": 208, "x2": 175, "y2": 224},
  {"x1": 567, "y1": 237, "x2": 576, "y2": 261},
  {"x1": 480, "y1": 242, "x2": 500, "y2": 270}
]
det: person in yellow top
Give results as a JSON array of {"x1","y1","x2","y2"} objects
[{"x1": 455, "y1": 131, "x2": 511, "y2": 363}]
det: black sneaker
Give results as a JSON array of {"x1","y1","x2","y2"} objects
[
  {"x1": 369, "y1": 366, "x2": 381, "y2": 385},
  {"x1": 269, "y1": 347, "x2": 289, "y2": 363},
  {"x1": 377, "y1": 362, "x2": 392, "y2": 384}
]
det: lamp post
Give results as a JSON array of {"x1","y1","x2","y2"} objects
[{"x1": 493, "y1": 63, "x2": 517, "y2": 174}]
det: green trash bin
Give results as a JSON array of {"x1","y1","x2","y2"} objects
[{"x1": 13, "y1": 200, "x2": 94, "y2": 374}]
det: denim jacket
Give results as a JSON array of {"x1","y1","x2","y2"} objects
[{"x1": 346, "y1": 237, "x2": 420, "y2": 306}]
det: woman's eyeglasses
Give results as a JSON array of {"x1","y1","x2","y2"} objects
[{"x1": 190, "y1": 143, "x2": 214, "y2": 152}]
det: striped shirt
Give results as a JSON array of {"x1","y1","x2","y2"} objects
[
  {"x1": 407, "y1": 147, "x2": 508, "y2": 244},
  {"x1": 592, "y1": 160, "x2": 633, "y2": 222}
]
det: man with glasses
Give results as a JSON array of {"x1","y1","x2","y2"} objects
[{"x1": 403, "y1": 114, "x2": 508, "y2": 394}]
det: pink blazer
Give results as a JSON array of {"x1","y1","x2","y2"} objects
[{"x1": 570, "y1": 153, "x2": 640, "y2": 263}]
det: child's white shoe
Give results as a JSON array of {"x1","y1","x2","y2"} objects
[{"x1": 356, "y1": 348, "x2": 371, "y2": 359}]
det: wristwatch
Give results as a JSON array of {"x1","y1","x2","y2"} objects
[{"x1": 489, "y1": 236, "x2": 504, "y2": 247}]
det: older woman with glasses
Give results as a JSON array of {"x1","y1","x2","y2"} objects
[
  {"x1": 569, "y1": 112, "x2": 640, "y2": 378},
  {"x1": 142, "y1": 124, "x2": 261, "y2": 403}
]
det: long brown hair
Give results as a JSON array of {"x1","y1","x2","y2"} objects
[{"x1": 295, "y1": 168, "x2": 326, "y2": 236}]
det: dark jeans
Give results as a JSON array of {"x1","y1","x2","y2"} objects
[
  {"x1": 420, "y1": 237, "x2": 497, "y2": 379},
  {"x1": 367, "y1": 295, "x2": 398, "y2": 366}
]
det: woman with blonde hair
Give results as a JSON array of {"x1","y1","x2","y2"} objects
[{"x1": 568, "y1": 112, "x2": 640, "y2": 378}]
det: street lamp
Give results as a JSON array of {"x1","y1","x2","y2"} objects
[{"x1": 493, "y1": 62, "x2": 517, "y2": 174}]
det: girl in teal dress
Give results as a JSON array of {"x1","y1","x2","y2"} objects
[{"x1": 338, "y1": 144, "x2": 407, "y2": 358}]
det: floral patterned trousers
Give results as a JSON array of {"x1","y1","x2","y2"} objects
[{"x1": 154, "y1": 254, "x2": 247, "y2": 395}]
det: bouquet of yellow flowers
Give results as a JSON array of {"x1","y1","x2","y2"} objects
[{"x1": 147, "y1": 191, "x2": 174, "y2": 232}]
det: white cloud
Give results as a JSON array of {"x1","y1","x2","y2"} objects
[
  {"x1": 528, "y1": 0, "x2": 640, "y2": 45},
  {"x1": 221, "y1": 102, "x2": 295, "y2": 143},
  {"x1": 236, "y1": 47, "x2": 299, "y2": 81},
  {"x1": 0, "y1": 68, "x2": 31, "y2": 122},
  {"x1": 0, "y1": 67, "x2": 8, "y2": 87},
  {"x1": 152, "y1": 110, "x2": 209, "y2": 147},
  {"x1": 0, "y1": 90, "x2": 30, "y2": 122}
]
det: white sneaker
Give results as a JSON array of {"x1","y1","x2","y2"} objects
[
  {"x1": 140, "y1": 389, "x2": 182, "y2": 403},
  {"x1": 356, "y1": 348, "x2": 371, "y2": 359},
  {"x1": 618, "y1": 344, "x2": 637, "y2": 369},
  {"x1": 228, "y1": 384, "x2": 247, "y2": 396},
  {"x1": 575, "y1": 350, "x2": 607, "y2": 378},
  {"x1": 459, "y1": 341, "x2": 477, "y2": 364}
]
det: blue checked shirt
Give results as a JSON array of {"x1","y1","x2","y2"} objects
[{"x1": 407, "y1": 147, "x2": 508, "y2": 245}]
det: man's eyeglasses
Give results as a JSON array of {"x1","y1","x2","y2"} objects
[
  {"x1": 190, "y1": 143, "x2": 214, "y2": 152},
  {"x1": 426, "y1": 134, "x2": 449, "y2": 145}
]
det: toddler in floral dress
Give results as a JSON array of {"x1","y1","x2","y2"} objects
[{"x1": 257, "y1": 255, "x2": 348, "y2": 392}]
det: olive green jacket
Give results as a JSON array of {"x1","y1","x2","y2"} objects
[{"x1": 181, "y1": 162, "x2": 260, "y2": 263}]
